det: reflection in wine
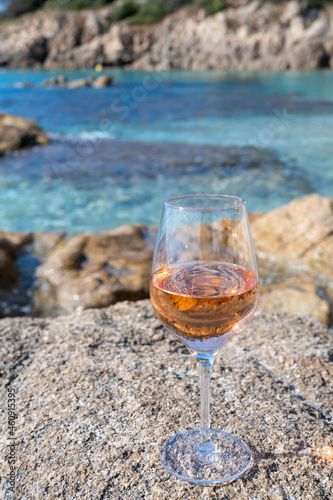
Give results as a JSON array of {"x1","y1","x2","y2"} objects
[{"x1": 150, "y1": 261, "x2": 259, "y2": 352}]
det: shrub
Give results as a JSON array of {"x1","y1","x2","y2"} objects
[
  {"x1": 3, "y1": 0, "x2": 115, "y2": 15},
  {"x1": 193, "y1": 0, "x2": 225, "y2": 16},
  {"x1": 258, "y1": 0, "x2": 333, "y2": 8},
  {"x1": 129, "y1": 0, "x2": 173, "y2": 24},
  {"x1": 65, "y1": 0, "x2": 91, "y2": 9},
  {"x1": 113, "y1": 1, "x2": 138, "y2": 20},
  {"x1": 306, "y1": 0, "x2": 326, "y2": 8}
]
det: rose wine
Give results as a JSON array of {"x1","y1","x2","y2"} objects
[{"x1": 150, "y1": 262, "x2": 259, "y2": 352}]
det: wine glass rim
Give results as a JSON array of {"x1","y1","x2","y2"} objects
[{"x1": 165, "y1": 194, "x2": 246, "y2": 210}]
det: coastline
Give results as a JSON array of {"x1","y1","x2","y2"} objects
[
  {"x1": 1, "y1": 2, "x2": 333, "y2": 70},
  {"x1": 1, "y1": 194, "x2": 333, "y2": 324}
]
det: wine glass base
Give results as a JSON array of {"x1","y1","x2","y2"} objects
[{"x1": 160, "y1": 429, "x2": 252, "y2": 484}]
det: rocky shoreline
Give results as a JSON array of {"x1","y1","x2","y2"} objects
[
  {"x1": 1, "y1": 1, "x2": 333, "y2": 70},
  {"x1": 0, "y1": 194, "x2": 333, "y2": 325}
]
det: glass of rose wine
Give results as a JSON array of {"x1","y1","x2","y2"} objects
[{"x1": 149, "y1": 194, "x2": 259, "y2": 484}]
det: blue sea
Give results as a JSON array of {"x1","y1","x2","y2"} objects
[{"x1": 0, "y1": 68, "x2": 333, "y2": 233}]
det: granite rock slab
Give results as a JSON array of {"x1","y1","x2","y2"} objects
[
  {"x1": 251, "y1": 194, "x2": 333, "y2": 273},
  {"x1": 0, "y1": 300, "x2": 332, "y2": 499}
]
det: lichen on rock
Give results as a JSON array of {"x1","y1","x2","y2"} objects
[{"x1": 0, "y1": 301, "x2": 332, "y2": 497}]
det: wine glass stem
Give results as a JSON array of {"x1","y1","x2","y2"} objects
[{"x1": 198, "y1": 357, "x2": 215, "y2": 452}]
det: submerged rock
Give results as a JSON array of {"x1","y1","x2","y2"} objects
[
  {"x1": 0, "y1": 301, "x2": 332, "y2": 497},
  {"x1": 0, "y1": 114, "x2": 49, "y2": 155}
]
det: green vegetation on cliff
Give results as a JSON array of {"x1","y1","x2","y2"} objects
[
  {"x1": 1, "y1": 0, "x2": 224, "y2": 21},
  {"x1": 1, "y1": 0, "x2": 333, "y2": 24}
]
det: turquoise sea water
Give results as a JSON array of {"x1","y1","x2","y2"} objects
[{"x1": 0, "y1": 68, "x2": 332, "y2": 232}]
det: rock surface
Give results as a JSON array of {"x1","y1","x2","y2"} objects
[
  {"x1": 34, "y1": 224, "x2": 156, "y2": 316},
  {"x1": 251, "y1": 194, "x2": 333, "y2": 325},
  {"x1": 92, "y1": 74, "x2": 114, "y2": 88},
  {"x1": 259, "y1": 279, "x2": 331, "y2": 325},
  {"x1": 0, "y1": 238, "x2": 19, "y2": 290},
  {"x1": 0, "y1": 231, "x2": 34, "y2": 317},
  {"x1": 0, "y1": 114, "x2": 49, "y2": 155},
  {"x1": 251, "y1": 194, "x2": 333, "y2": 273},
  {"x1": 0, "y1": 300, "x2": 332, "y2": 498},
  {"x1": 1, "y1": 2, "x2": 333, "y2": 69}
]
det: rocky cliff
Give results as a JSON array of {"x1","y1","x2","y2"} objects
[{"x1": 0, "y1": 1, "x2": 333, "y2": 69}]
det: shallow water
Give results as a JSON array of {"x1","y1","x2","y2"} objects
[{"x1": 0, "y1": 69, "x2": 332, "y2": 232}]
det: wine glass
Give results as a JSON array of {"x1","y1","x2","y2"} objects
[{"x1": 149, "y1": 194, "x2": 259, "y2": 484}]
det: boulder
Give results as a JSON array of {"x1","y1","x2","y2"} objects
[
  {"x1": 251, "y1": 195, "x2": 333, "y2": 323},
  {"x1": 33, "y1": 231, "x2": 66, "y2": 255},
  {"x1": 251, "y1": 194, "x2": 333, "y2": 273},
  {"x1": 34, "y1": 225, "x2": 156, "y2": 316},
  {"x1": 0, "y1": 231, "x2": 33, "y2": 249},
  {"x1": 0, "y1": 240, "x2": 19, "y2": 290},
  {"x1": 259, "y1": 279, "x2": 331, "y2": 325},
  {"x1": 41, "y1": 74, "x2": 113, "y2": 88},
  {"x1": 0, "y1": 233, "x2": 36, "y2": 317},
  {"x1": 92, "y1": 75, "x2": 114, "y2": 88},
  {"x1": 0, "y1": 301, "x2": 332, "y2": 497},
  {"x1": 0, "y1": 114, "x2": 49, "y2": 155},
  {"x1": 67, "y1": 78, "x2": 91, "y2": 89},
  {"x1": 42, "y1": 75, "x2": 67, "y2": 86}
]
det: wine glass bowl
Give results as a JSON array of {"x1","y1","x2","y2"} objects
[{"x1": 149, "y1": 194, "x2": 259, "y2": 484}]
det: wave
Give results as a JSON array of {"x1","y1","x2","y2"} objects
[
  {"x1": 47, "y1": 130, "x2": 116, "y2": 142},
  {"x1": 77, "y1": 131, "x2": 115, "y2": 140}
]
